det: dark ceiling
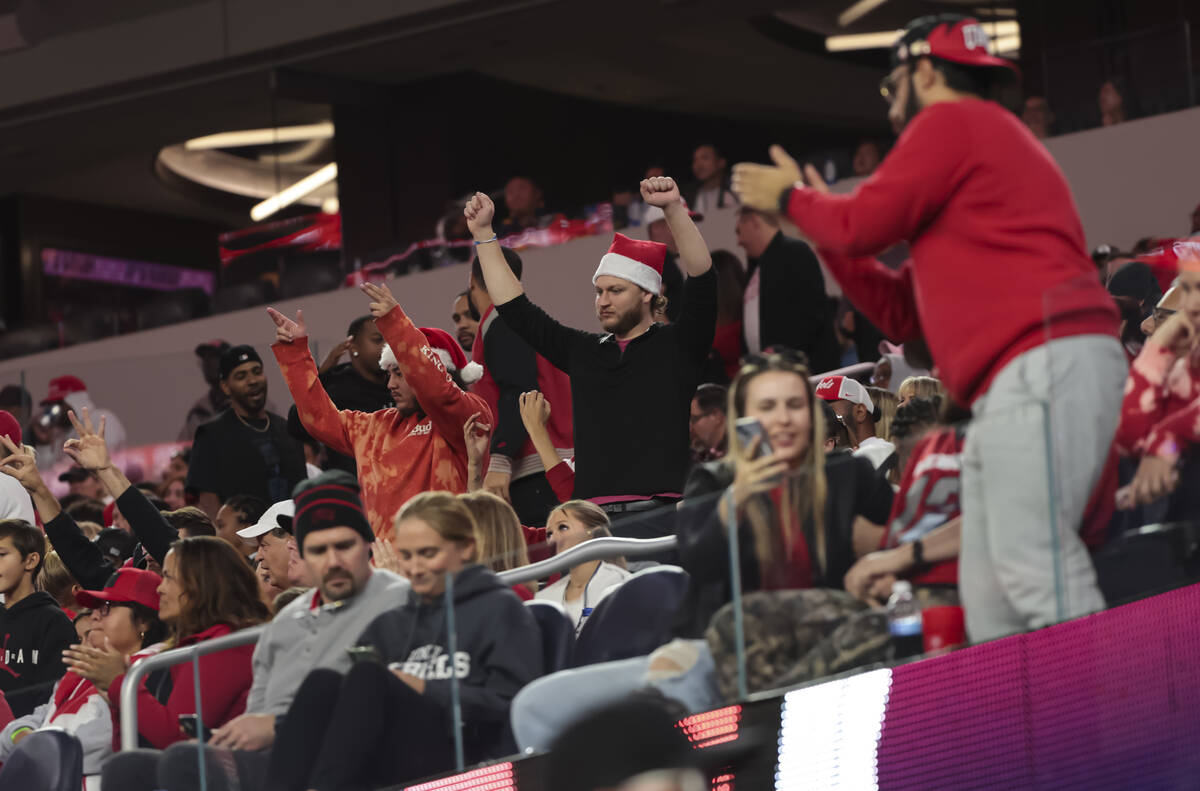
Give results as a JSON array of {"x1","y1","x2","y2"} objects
[{"x1": 0, "y1": 0, "x2": 999, "y2": 227}]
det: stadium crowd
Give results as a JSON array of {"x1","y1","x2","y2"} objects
[{"x1": 0, "y1": 12, "x2": 1199, "y2": 791}]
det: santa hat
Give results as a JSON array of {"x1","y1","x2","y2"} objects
[
  {"x1": 42, "y1": 375, "x2": 87, "y2": 405},
  {"x1": 379, "y1": 327, "x2": 483, "y2": 385},
  {"x1": 592, "y1": 233, "x2": 667, "y2": 295}
]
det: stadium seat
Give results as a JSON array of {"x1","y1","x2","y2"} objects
[
  {"x1": 571, "y1": 566, "x2": 689, "y2": 668},
  {"x1": 1093, "y1": 521, "x2": 1200, "y2": 606},
  {"x1": 135, "y1": 288, "x2": 210, "y2": 331},
  {"x1": 278, "y1": 255, "x2": 343, "y2": 300},
  {"x1": 0, "y1": 729, "x2": 84, "y2": 791},
  {"x1": 525, "y1": 600, "x2": 575, "y2": 673},
  {"x1": 211, "y1": 281, "x2": 273, "y2": 314}
]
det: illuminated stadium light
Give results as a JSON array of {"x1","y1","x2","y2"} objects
[
  {"x1": 404, "y1": 762, "x2": 515, "y2": 791},
  {"x1": 838, "y1": 0, "x2": 891, "y2": 27},
  {"x1": 250, "y1": 162, "x2": 338, "y2": 222},
  {"x1": 826, "y1": 20, "x2": 1018, "y2": 51},
  {"x1": 184, "y1": 122, "x2": 335, "y2": 150},
  {"x1": 775, "y1": 669, "x2": 892, "y2": 790}
]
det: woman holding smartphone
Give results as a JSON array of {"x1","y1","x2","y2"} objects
[
  {"x1": 676, "y1": 349, "x2": 895, "y2": 637},
  {"x1": 264, "y1": 492, "x2": 542, "y2": 791}
]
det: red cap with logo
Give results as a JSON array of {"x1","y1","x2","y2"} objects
[
  {"x1": 891, "y1": 15, "x2": 1019, "y2": 76},
  {"x1": 75, "y1": 567, "x2": 162, "y2": 611},
  {"x1": 0, "y1": 410, "x2": 20, "y2": 446}
]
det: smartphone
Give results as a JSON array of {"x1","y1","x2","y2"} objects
[
  {"x1": 346, "y1": 645, "x2": 383, "y2": 665},
  {"x1": 178, "y1": 714, "x2": 208, "y2": 741},
  {"x1": 735, "y1": 417, "x2": 773, "y2": 458}
]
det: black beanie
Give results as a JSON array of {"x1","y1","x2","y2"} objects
[{"x1": 292, "y1": 470, "x2": 374, "y2": 553}]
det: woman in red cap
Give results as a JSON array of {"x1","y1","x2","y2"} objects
[
  {"x1": 65, "y1": 536, "x2": 268, "y2": 750},
  {"x1": 0, "y1": 567, "x2": 166, "y2": 786},
  {"x1": 269, "y1": 282, "x2": 491, "y2": 541}
]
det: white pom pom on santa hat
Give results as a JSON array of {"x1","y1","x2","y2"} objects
[
  {"x1": 592, "y1": 233, "x2": 668, "y2": 295},
  {"x1": 379, "y1": 326, "x2": 483, "y2": 386}
]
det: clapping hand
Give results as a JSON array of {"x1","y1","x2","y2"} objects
[
  {"x1": 267, "y1": 307, "x2": 308, "y2": 344},
  {"x1": 640, "y1": 176, "x2": 681, "y2": 208},
  {"x1": 731, "y1": 145, "x2": 805, "y2": 210},
  {"x1": 361, "y1": 282, "x2": 399, "y2": 319},
  {"x1": 464, "y1": 192, "x2": 497, "y2": 238},
  {"x1": 63, "y1": 408, "x2": 111, "y2": 471},
  {"x1": 63, "y1": 636, "x2": 128, "y2": 694}
]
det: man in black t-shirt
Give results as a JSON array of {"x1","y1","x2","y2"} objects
[{"x1": 187, "y1": 345, "x2": 306, "y2": 518}]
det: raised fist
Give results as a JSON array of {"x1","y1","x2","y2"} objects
[
  {"x1": 640, "y1": 176, "x2": 681, "y2": 208},
  {"x1": 464, "y1": 192, "x2": 496, "y2": 238}
]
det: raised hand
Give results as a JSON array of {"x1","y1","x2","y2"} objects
[
  {"x1": 319, "y1": 336, "x2": 354, "y2": 375},
  {"x1": 730, "y1": 436, "x2": 789, "y2": 512},
  {"x1": 267, "y1": 307, "x2": 308, "y2": 344},
  {"x1": 360, "y1": 282, "x2": 399, "y2": 319},
  {"x1": 372, "y1": 535, "x2": 404, "y2": 576},
  {"x1": 640, "y1": 176, "x2": 681, "y2": 208},
  {"x1": 463, "y1": 412, "x2": 493, "y2": 468},
  {"x1": 62, "y1": 636, "x2": 128, "y2": 694},
  {"x1": 518, "y1": 391, "x2": 551, "y2": 432},
  {"x1": 1150, "y1": 310, "x2": 1196, "y2": 357},
  {"x1": 464, "y1": 192, "x2": 496, "y2": 238},
  {"x1": 0, "y1": 434, "x2": 44, "y2": 493},
  {"x1": 63, "y1": 408, "x2": 111, "y2": 471},
  {"x1": 731, "y1": 144, "x2": 803, "y2": 210}
]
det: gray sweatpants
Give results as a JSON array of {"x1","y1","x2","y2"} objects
[{"x1": 960, "y1": 334, "x2": 1127, "y2": 642}]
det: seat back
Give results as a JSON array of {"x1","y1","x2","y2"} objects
[
  {"x1": 1094, "y1": 521, "x2": 1200, "y2": 606},
  {"x1": 0, "y1": 729, "x2": 83, "y2": 791},
  {"x1": 570, "y1": 565, "x2": 689, "y2": 668},
  {"x1": 524, "y1": 600, "x2": 575, "y2": 674}
]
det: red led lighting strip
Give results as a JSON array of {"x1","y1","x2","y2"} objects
[
  {"x1": 404, "y1": 762, "x2": 515, "y2": 791},
  {"x1": 677, "y1": 705, "x2": 743, "y2": 749}
]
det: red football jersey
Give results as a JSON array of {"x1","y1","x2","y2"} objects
[{"x1": 882, "y1": 427, "x2": 965, "y2": 586}]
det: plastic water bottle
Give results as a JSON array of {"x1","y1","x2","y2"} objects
[{"x1": 886, "y1": 580, "x2": 923, "y2": 659}]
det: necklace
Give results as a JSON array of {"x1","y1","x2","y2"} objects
[{"x1": 235, "y1": 412, "x2": 270, "y2": 433}]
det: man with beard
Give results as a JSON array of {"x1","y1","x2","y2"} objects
[
  {"x1": 465, "y1": 176, "x2": 715, "y2": 536},
  {"x1": 101, "y1": 470, "x2": 410, "y2": 791},
  {"x1": 451, "y1": 291, "x2": 479, "y2": 352},
  {"x1": 186, "y1": 345, "x2": 306, "y2": 519},
  {"x1": 732, "y1": 15, "x2": 1122, "y2": 641}
]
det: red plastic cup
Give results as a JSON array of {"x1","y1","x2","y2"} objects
[{"x1": 922, "y1": 605, "x2": 966, "y2": 654}]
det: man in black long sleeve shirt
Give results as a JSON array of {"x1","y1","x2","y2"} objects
[{"x1": 465, "y1": 177, "x2": 716, "y2": 535}]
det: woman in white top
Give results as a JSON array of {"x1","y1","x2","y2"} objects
[{"x1": 535, "y1": 501, "x2": 629, "y2": 633}]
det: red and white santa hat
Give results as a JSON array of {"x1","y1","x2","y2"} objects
[
  {"x1": 815, "y1": 375, "x2": 874, "y2": 412},
  {"x1": 379, "y1": 327, "x2": 483, "y2": 385},
  {"x1": 592, "y1": 233, "x2": 668, "y2": 295}
]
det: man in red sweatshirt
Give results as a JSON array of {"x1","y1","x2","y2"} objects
[{"x1": 733, "y1": 14, "x2": 1123, "y2": 642}]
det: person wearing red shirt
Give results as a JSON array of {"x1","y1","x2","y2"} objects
[
  {"x1": 733, "y1": 14, "x2": 1124, "y2": 641},
  {"x1": 269, "y1": 282, "x2": 492, "y2": 541}
]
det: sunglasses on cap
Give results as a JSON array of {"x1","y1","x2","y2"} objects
[{"x1": 740, "y1": 347, "x2": 810, "y2": 370}]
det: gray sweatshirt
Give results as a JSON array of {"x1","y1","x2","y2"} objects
[{"x1": 247, "y1": 569, "x2": 410, "y2": 717}]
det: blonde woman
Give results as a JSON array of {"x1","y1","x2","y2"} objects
[
  {"x1": 896, "y1": 375, "x2": 946, "y2": 408},
  {"x1": 534, "y1": 500, "x2": 629, "y2": 632},
  {"x1": 866, "y1": 387, "x2": 898, "y2": 443},
  {"x1": 459, "y1": 490, "x2": 536, "y2": 599}
]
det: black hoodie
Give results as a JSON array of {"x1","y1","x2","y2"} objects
[
  {"x1": 0, "y1": 591, "x2": 76, "y2": 714},
  {"x1": 355, "y1": 565, "x2": 542, "y2": 761}
]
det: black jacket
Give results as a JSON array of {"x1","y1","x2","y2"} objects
[
  {"x1": 673, "y1": 454, "x2": 894, "y2": 638},
  {"x1": 287, "y1": 363, "x2": 391, "y2": 474},
  {"x1": 356, "y1": 565, "x2": 542, "y2": 762},
  {"x1": 746, "y1": 232, "x2": 840, "y2": 374},
  {"x1": 187, "y1": 409, "x2": 306, "y2": 504},
  {"x1": 495, "y1": 268, "x2": 717, "y2": 498},
  {"x1": 45, "y1": 486, "x2": 177, "y2": 592},
  {"x1": 0, "y1": 591, "x2": 76, "y2": 714}
]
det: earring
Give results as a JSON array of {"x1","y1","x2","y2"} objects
[
  {"x1": 139, "y1": 631, "x2": 146, "y2": 640},
  {"x1": 352, "y1": 351, "x2": 359, "y2": 357}
]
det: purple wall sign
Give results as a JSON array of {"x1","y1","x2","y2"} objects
[{"x1": 42, "y1": 248, "x2": 215, "y2": 295}]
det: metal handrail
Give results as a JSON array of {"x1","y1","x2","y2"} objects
[
  {"x1": 497, "y1": 535, "x2": 678, "y2": 585},
  {"x1": 119, "y1": 626, "x2": 264, "y2": 751},
  {"x1": 117, "y1": 536, "x2": 680, "y2": 750}
]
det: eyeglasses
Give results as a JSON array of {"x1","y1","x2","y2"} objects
[
  {"x1": 96, "y1": 601, "x2": 130, "y2": 617},
  {"x1": 1153, "y1": 307, "x2": 1177, "y2": 325}
]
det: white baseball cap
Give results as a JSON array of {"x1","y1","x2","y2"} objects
[{"x1": 237, "y1": 499, "x2": 295, "y2": 539}]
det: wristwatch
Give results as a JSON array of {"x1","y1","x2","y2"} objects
[{"x1": 911, "y1": 538, "x2": 926, "y2": 568}]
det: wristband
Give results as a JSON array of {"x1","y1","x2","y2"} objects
[
  {"x1": 777, "y1": 185, "x2": 795, "y2": 214},
  {"x1": 11, "y1": 726, "x2": 33, "y2": 743},
  {"x1": 473, "y1": 234, "x2": 498, "y2": 246},
  {"x1": 911, "y1": 538, "x2": 926, "y2": 568}
]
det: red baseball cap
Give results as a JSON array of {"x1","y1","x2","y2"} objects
[
  {"x1": 75, "y1": 567, "x2": 162, "y2": 611},
  {"x1": 891, "y1": 15, "x2": 1019, "y2": 76},
  {"x1": 41, "y1": 375, "x2": 87, "y2": 405},
  {"x1": 0, "y1": 410, "x2": 20, "y2": 446},
  {"x1": 815, "y1": 375, "x2": 875, "y2": 412}
]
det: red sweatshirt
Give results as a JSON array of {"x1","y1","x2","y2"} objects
[
  {"x1": 275, "y1": 305, "x2": 492, "y2": 540},
  {"x1": 789, "y1": 98, "x2": 1118, "y2": 404},
  {"x1": 1116, "y1": 339, "x2": 1200, "y2": 462},
  {"x1": 110, "y1": 623, "x2": 253, "y2": 749}
]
